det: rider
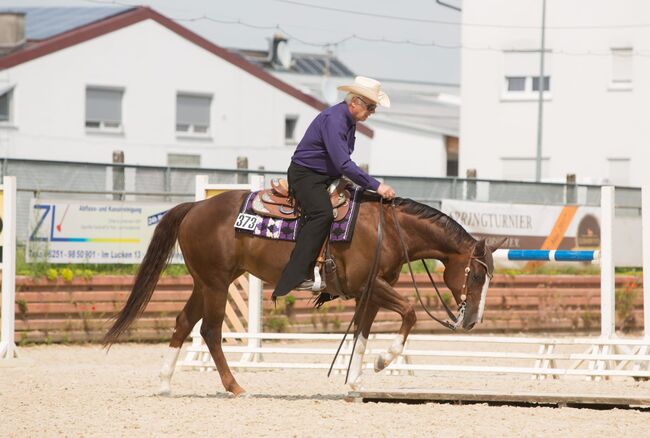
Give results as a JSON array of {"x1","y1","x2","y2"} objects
[{"x1": 272, "y1": 76, "x2": 396, "y2": 299}]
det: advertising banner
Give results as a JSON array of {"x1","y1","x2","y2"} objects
[
  {"x1": 26, "y1": 199, "x2": 182, "y2": 264},
  {"x1": 440, "y1": 199, "x2": 601, "y2": 250}
]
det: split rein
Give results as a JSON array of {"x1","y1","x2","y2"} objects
[{"x1": 391, "y1": 203, "x2": 469, "y2": 331}]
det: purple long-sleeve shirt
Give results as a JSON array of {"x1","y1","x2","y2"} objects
[{"x1": 291, "y1": 101, "x2": 380, "y2": 191}]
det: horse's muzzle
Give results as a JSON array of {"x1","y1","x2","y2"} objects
[{"x1": 462, "y1": 305, "x2": 478, "y2": 331}]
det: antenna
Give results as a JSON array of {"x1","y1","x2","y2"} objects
[{"x1": 276, "y1": 40, "x2": 292, "y2": 69}]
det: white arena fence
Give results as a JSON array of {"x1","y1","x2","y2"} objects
[
  {"x1": 0, "y1": 176, "x2": 18, "y2": 359},
  {"x1": 178, "y1": 181, "x2": 650, "y2": 380}
]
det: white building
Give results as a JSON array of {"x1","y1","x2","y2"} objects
[
  {"x1": 237, "y1": 36, "x2": 460, "y2": 178},
  {"x1": 0, "y1": 6, "x2": 373, "y2": 172},
  {"x1": 460, "y1": 0, "x2": 649, "y2": 186}
]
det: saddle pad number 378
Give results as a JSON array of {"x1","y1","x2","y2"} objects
[{"x1": 234, "y1": 213, "x2": 259, "y2": 231}]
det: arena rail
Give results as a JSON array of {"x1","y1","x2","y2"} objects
[
  {"x1": 177, "y1": 183, "x2": 650, "y2": 379},
  {"x1": 0, "y1": 176, "x2": 18, "y2": 359}
]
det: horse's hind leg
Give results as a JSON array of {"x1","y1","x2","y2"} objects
[
  {"x1": 200, "y1": 279, "x2": 246, "y2": 396},
  {"x1": 370, "y1": 278, "x2": 417, "y2": 373},
  {"x1": 159, "y1": 287, "x2": 203, "y2": 395}
]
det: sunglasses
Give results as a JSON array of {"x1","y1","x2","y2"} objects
[{"x1": 355, "y1": 96, "x2": 377, "y2": 112}]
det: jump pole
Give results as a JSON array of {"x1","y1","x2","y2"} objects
[
  {"x1": 0, "y1": 176, "x2": 17, "y2": 359},
  {"x1": 494, "y1": 186, "x2": 615, "y2": 339}
]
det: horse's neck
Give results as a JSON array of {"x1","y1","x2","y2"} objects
[{"x1": 398, "y1": 212, "x2": 474, "y2": 261}]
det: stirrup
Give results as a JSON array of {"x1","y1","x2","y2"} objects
[{"x1": 312, "y1": 265, "x2": 322, "y2": 292}]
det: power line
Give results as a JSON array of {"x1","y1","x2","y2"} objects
[
  {"x1": 87, "y1": 0, "x2": 650, "y2": 31},
  {"x1": 79, "y1": 0, "x2": 650, "y2": 57},
  {"x1": 274, "y1": 0, "x2": 650, "y2": 30}
]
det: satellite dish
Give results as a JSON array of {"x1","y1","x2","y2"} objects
[
  {"x1": 276, "y1": 40, "x2": 292, "y2": 69},
  {"x1": 321, "y1": 78, "x2": 338, "y2": 104}
]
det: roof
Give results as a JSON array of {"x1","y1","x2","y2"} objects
[
  {"x1": 4, "y1": 6, "x2": 134, "y2": 40},
  {"x1": 236, "y1": 48, "x2": 355, "y2": 77},
  {"x1": 235, "y1": 41, "x2": 459, "y2": 135},
  {"x1": 0, "y1": 6, "x2": 373, "y2": 138}
]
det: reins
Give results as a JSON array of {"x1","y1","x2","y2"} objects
[
  {"x1": 327, "y1": 196, "x2": 489, "y2": 380},
  {"x1": 390, "y1": 204, "x2": 466, "y2": 330},
  {"x1": 327, "y1": 197, "x2": 384, "y2": 381}
]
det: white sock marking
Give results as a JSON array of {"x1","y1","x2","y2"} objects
[
  {"x1": 376, "y1": 334, "x2": 404, "y2": 372},
  {"x1": 348, "y1": 335, "x2": 367, "y2": 390},
  {"x1": 159, "y1": 347, "x2": 181, "y2": 395}
]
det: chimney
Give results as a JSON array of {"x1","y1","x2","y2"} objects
[
  {"x1": 0, "y1": 12, "x2": 26, "y2": 50},
  {"x1": 268, "y1": 33, "x2": 291, "y2": 69}
]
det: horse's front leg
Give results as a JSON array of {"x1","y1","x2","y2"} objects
[
  {"x1": 348, "y1": 299, "x2": 379, "y2": 391},
  {"x1": 370, "y1": 278, "x2": 416, "y2": 373}
]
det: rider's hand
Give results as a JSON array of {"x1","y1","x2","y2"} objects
[{"x1": 377, "y1": 183, "x2": 396, "y2": 200}]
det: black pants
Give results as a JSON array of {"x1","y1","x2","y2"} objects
[{"x1": 272, "y1": 162, "x2": 335, "y2": 298}]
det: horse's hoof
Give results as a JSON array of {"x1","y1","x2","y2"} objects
[
  {"x1": 158, "y1": 387, "x2": 171, "y2": 397},
  {"x1": 229, "y1": 387, "x2": 248, "y2": 398},
  {"x1": 374, "y1": 355, "x2": 387, "y2": 373},
  {"x1": 348, "y1": 380, "x2": 362, "y2": 391}
]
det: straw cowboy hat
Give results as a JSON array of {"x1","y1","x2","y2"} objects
[{"x1": 338, "y1": 76, "x2": 390, "y2": 108}]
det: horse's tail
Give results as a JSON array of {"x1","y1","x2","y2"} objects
[{"x1": 103, "y1": 202, "x2": 195, "y2": 347}]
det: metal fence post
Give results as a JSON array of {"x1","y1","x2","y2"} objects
[
  {"x1": 112, "y1": 150, "x2": 125, "y2": 200},
  {"x1": 164, "y1": 166, "x2": 172, "y2": 202},
  {"x1": 465, "y1": 168, "x2": 477, "y2": 200},
  {"x1": 565, "y1": 173, "x2": 576, "y2": 204}
]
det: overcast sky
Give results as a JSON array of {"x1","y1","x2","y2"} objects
[{"x1": 1, "y1": 0, "x2": 462, "y2": 84}]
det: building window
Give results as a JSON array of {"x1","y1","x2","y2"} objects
[
  {"x1": 0, "y1": 86, "x2": 13, "y2": 123},
  {"x1": 610, "y1": 48, "x2": 633, "y2": 90},
  {"x1": 532, "y1": 76, "x2": 550, "y2": 91},
  {"x1": 85, "y1": 86, "x2": 124, "y2": 131},
  {"x1": 285, "y1": 115, "x2": 298, "y2": 144},
  {"x1": 167, "y1": 153, "x2": 201, "y2": 168},
  {"x1": 506, "y1": 77, "x2": 526, "y2": 92},
  {"x1": 176, "y1": 93, "x2": 211, "y2": 135},
  {"x1": 503, "y1": 50, "x2": 552, "y2": 99}
]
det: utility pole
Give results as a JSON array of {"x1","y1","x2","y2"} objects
[{"x1": 535, "y1": 0, "x2": 547, "y2": 182}]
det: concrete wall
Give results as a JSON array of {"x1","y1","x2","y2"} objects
[
  {"x1": 368, "y1": 121, "x2": 446, "y2": 177},
  {"x1": 460, "y1": 0, "x2": 650, "y2": 186}
]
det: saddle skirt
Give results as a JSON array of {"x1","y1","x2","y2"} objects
[{"x1": 252, "y1": 178, "x2": 351, "y2": 221}]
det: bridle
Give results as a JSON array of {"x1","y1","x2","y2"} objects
[{"x1": 393, "y1": 203, "x2": 493, "y2": 330}]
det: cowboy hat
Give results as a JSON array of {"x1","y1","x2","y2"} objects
[{"x1": 337, "y1": 76, "x2": 390, "y2": 108}]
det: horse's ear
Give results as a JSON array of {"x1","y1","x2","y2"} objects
[
  {"x1": 474, "y1": 239, "x2": 487, "y2": 256},
  {"x1": 488, "y1": 237, "x2": 508, "y2": 253}
]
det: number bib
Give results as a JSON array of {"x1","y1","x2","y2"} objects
[{"x1": 234, "y1": 213, "x2": 259, "y2": 231}]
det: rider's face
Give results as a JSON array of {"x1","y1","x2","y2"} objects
[{"x1": 349, "y1": 96, "x2": 376, "y2": 122}]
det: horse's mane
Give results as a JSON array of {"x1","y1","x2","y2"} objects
[{"x1": 392, "y1": 197, "x2": 476, "y2": 246}]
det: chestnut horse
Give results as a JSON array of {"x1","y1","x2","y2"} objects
[{"x1": 103, "y1": 190, "x2": 502, "y2": 396}]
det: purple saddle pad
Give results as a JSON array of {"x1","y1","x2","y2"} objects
[{"x1": 235, "y1": 187, "x2": 363, "y2": 242}]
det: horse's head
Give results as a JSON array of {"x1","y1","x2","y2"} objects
[{"x1": 443, "y1": 237, "x2": 506, "y2": 331}]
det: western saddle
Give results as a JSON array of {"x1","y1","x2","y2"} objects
[
  {"x1": 252, "y1": 178, "x2": 351, "y2": 221},
  {"x1": 251, "y1": 178, "x2": 351, "y2": 293}
]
